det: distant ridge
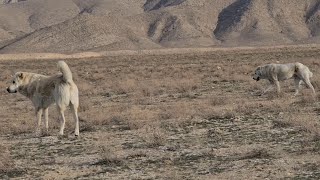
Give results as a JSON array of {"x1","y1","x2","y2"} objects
[{"x1": 0, "y1": 0, "x2": 320, "y2": 53}]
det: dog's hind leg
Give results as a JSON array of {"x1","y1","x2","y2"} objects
[
  {"x1": 298, "y1": 70, "x2": 316, "y2": 95},
  {"x1": 304, "y1": 79, "x2": 316, "y2": 95},
  {"x1": 57, "y1": 106, "x2": 66, "y2": 136},
  {"x1": 55, "y1": 85, "x2": 71, "y2": 136},
  {"x1": 70, "y1": 85, "x2": 80, "y2": 136},
  {"x1": 294, "y1": 78, "x2": 302, "y2": 96},
  {"x1": 70, "y1": 103, "x2": 80, "y2": 136},
  {"x1": 300, "y1": 75, "x2": 316, "y2": 95},
  {"x1": 35, "y1": 108, "x2": 43, "y2": 135}
]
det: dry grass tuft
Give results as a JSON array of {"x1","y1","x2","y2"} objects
[
  {"x1": 274, "y1": 113, "x2": 320, "y2": 135},
  {"x1": 111, "y1": 78, "x2": 138, "y2": 95},
  {"x1": 234, "y1": 101, "x2": 259, "y2": 116},
  {"x1": 202, "y1": 107, "x2": 236, "y2": 120},
  {"x1": 209, "y1": 96, "x2": 230, "y2": 106},
  {"x1": 259, "y1": 97, "x2": 294, "y2": 114},
  {"x1": 236, "y1": 148, "x2": 272, "y2": 160},
  {"x1": 0, "y1": 143, "x2": 15, "y2": 173},
  {"x1": 9, "y1": 120, "x2": 34, "y2": 136},
  {"x1": 272, "y1": 119, "x2": 292, "y2": 128},
  {"x1": 295, "y1": 92, "x2": 316, "y2": 105},
  {"x1": 311, "y1": 74, "x2": 320, "y2": 90},
  {"x1": 96, "y1": 146, "x2": 124, "y2": 166},
  {"x1": 265, "y1": 91, "x2": 286, "y2": 100},
  {"x1": 79, "y1": 99, "x2": 91, "y2": 112},
  {"x1": 77, "y1": 81, "x2": 94, "y2": 96},
  {"x1": 141, "y1": 124, "x2": 167, "y2": 148}
]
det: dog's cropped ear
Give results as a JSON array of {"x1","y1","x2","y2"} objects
[
  {"x1": 256, "y1": 66, "x2": 261, "y2": 71},
  {"x1": 18, "y1": 72, "x2": 24, "y2": 79}
]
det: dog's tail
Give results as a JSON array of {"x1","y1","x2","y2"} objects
[{"x1": 57, "y1": 61, "x2": 73, "y2": 83}]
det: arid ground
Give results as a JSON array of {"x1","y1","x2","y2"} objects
[{"x1": 1, "y1": 46, "x2": 320, "y2": 179}]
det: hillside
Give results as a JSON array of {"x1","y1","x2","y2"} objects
[{"x1": 0, "y1": 0, "x2": 320, "y2": 53}]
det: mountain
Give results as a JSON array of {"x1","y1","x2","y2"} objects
[{"x1": 0, "y1": 0, "x2": 320, "y2": 53}]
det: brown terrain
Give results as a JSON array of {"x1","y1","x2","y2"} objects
[
  {"x1": 1, "y1": 0, "x2": 320, "y2": 179},
  {"x1": 1, "y1": 0, "x2": 320, "y2": 52},
  {"x1": 0, "y1": 46, "x2": 320, "y2": 179}
]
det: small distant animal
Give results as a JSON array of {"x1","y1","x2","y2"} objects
[
  {"x1": 252, "y1": 62, "x2": 315, "y2": 96},
  {"x1": 6, "y1": 61, "x2": 80, "y2": 136}
]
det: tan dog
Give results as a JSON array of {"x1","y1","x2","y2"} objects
[
  {"x1": 253, "y1": 62, "x2": 315, "y2": 96},
  {"x1": 7, "y1": 61, "x2": 79, "y2": 136}
]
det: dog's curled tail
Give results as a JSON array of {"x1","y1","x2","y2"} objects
[{"x1": 57, "y1": 61, "x2": 73, "y2": 83}]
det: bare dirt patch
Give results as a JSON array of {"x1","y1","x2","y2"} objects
[{"x1": 1, "y1": 47, "x2": 320, "y2": 179}]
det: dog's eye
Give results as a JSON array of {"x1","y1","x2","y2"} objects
[{"x1": 12, "y1": 80, "x2": 15, "y2": 84}]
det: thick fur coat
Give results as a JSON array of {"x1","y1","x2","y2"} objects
[
  {"x1": 7, "y1": 61, "x2": 79, "y2": 136},
  {"x1": 252, "y1": 62, "x2": 315, "y2": 96}
]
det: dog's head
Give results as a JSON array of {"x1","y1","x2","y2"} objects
[
  {"x1": 6, "y1": 72, "x2": 25, "y2": 93},
  {"x1": 252, "y1": 66, "x2": 262, "y2": 81}
]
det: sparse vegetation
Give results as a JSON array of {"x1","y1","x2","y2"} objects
[
  {"x1": 0, "y1": 143, "x2": 21, "y2": 179},
  {"x1": 1, "y1": 47, "x2": 320, "y2": 179}
]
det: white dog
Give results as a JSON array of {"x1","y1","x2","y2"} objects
[
  {"x1": 7, "y1": 61, "x2": 79, "y2": 136},
  {"x1": 253, "y1": 62, "x2": 315, "y2": 96}
]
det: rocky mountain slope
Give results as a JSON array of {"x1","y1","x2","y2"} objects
[{"x1": 0, "y1": 0, "x2": 320, "y2": 53}]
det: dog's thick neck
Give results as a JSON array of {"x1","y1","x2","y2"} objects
[
  {"x1": 257, "y1": 66, "x2": 270, "y2": 80},
  {"x1": 17, "y1": 73, "x2": 45, "y2": 98},
  {"x1": 18, "y1": 85, "x2": 33, "y2": 98},
  {"x1": 22, "y1": 73, "x2": 41, "y2": 83}
]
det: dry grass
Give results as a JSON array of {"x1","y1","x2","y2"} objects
[
  {"x1": 209, "y1": 96, "x2": 231, "y2": 106},
  {"x1": 296, "y1": 92, "x2": 317, "y2": 105},
  {"x1": 276, "y1": 113, "x2": 320, "y2": 136},
  {"x1": 96, "y1": 146, "x2": 124, "y2": 166},
  {"x1": 0, "y1": 143, "x2": 14, "y2": 173},
  {"x1": 140, "y1": 124, "x2": 167, "y2": 148},
  {"x1": 2, "y1": 48, "x2": 320, "y2": 179}
]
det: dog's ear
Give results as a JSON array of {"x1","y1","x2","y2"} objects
[
  {"x1": 256, "y1": 66, "x2": 261, "y2": 71},
  {"x1": 18, "y1": 72, "x2": 24, "y2": 79}
]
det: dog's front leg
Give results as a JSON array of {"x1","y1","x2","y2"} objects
[
  {"x1": 294, "y1": 78, "x2": 301, "y2": 96},
  {"x1": 44, "y1": 108, "x2": 49, "y2": 132},
  {"x1": 35, "y1": 108, "x2": 43, "y2": 135},
  {"x1": 275, "y1": 81, "x2": 281, "y2": 94},
  {"x1": 261, "y1": 84, "x2": 274, "y2": 96}
]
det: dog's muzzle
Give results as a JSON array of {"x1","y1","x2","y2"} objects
[
  {"x1": 253, "y1": 77, "x2": 260, "y2": 81},
  {"x1": 6, "y1": 87, "x2": 17, "y2": 93}
]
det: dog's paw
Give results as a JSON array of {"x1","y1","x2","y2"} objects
[{"x1": 74, "y1": 129, "x2": 80, "y2": 137}]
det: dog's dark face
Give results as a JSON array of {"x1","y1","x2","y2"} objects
[
  {"x1": 6, "y1": 72, "x2": 24, "y2": 93},
  {"x1": 252, "y1": 67, "x2": 262, "y2": 81}
]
